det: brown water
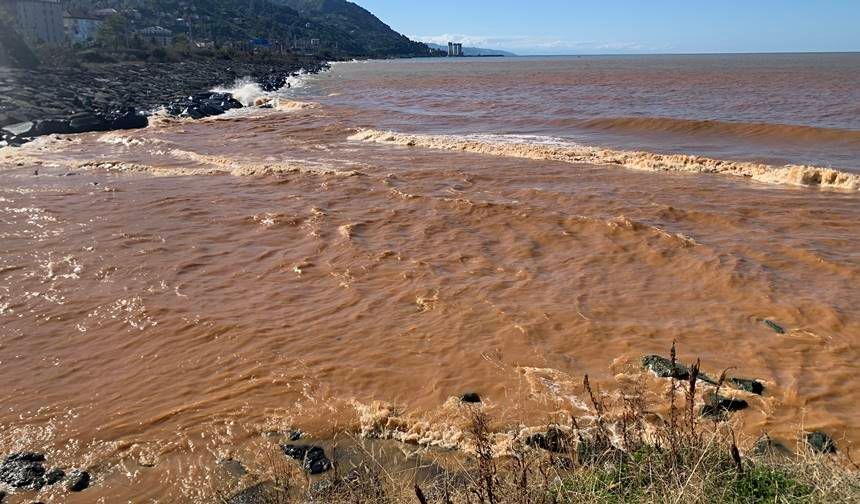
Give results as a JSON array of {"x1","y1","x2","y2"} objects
[{"x1": 1, "y1": 54, "x2": 859, "y2": 502}]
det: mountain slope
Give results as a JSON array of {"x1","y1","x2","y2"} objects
[
  {"x1": 62, "y1": 0, "x2": 432, "y2": 58},
  {"x1": 274, "y1": 0, "x2": 431, "y2": 57}
]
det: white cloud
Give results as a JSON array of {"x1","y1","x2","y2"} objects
[{"x1": 413, "y1": 34, "x2": 656, "y2": 54}]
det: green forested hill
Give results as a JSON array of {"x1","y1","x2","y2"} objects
[
  {"x1": 274, "y1": 0, "x2": 431, "y2": 56},
  {"x1": 63, "y1": 0, "x2": 432, "y2": 58}
]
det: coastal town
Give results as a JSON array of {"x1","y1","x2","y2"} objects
[{"x1": 0, "y1": 0, "x2": 338, "y2": 57}]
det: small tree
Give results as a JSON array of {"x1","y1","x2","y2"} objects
[
  {"x1": 172, "y1": 34, "x2": 191, "y2": 52},
  {"x1": 97, "y1": 14, "x2": 130, "y2": 49}
]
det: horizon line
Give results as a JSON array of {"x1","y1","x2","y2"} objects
[{"x1": 430, "y1": 50, "x2": 860, "y2": 57}]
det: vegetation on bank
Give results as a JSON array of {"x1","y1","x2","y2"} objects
[
  {"x1": 1, "y1": 0, "x2": 440, "y2": 70},
  {"x1": 216, "y1": 345, "x2": 858, "y2": 504}
]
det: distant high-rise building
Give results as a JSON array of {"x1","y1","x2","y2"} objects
[{"x1": 447, "y1": 42, "x2": 464, "y2": 57}]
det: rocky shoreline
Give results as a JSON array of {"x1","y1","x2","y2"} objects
[
  {"x1": 0, "y1": 57, "x2": 329, "y2": 146},
  {"x1": 0, "y1": 350, "x2": 848, "y2": 502}
]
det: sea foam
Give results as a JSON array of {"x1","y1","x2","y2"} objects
[{"x1": 349, "y1": 129, "x2": 860, "y2": 191}]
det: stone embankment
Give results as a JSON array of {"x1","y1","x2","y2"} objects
[{"x1": 0, "y1": 58, "x2": 328, "y2": 146}]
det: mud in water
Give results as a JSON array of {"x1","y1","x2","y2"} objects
[{"x1": 1, "y1": 55, "x2": 859, "y2": 502}]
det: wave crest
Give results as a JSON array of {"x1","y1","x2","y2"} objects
[
  {"x1": 576, "y1": 117, "x2": 860, "y2": 145},
  {"x1": 349, "y1": 129, "x2": 860, "y2": 190}
]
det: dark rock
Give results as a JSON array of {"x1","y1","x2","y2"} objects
[
  {"x1": 701, "y1": 393, "x2": 748, "y2": 419},
  {"x1": 729, "y1": 378, "x2": 765, "y2": 395},
  {"x1": 68, "y1": 113, "x2": 110, "y2": 134},
  {"x1": 31, "y1": 118, "x2": 71, "y2": 136},
  {"x1": 44, "y1": 468, "x2": 65, "y2": 484},
  {"x1": 167, "y1": 92, "x2": 243, "y2": 120},
  {"x1": 753, "y1": 434, "x2": 792, "y2": 458},
  {"x1": 0, "y1": 490, "x2": 5, "y2": 503},
  {"x1": 806, "y1": 431, "x2": 837, "y2": 454},
  {"x1": 66, "y1": 470, "x2": 90, "y2": 492},
  {"x1": 280, "y1": 444, "x2": 331, "y2": 475},
  {"x1": 258, "y1": 72, "x2": 290, "y2": 92},
  {"x1": 106, "y1": 107, "x2": 148, "y2": 130},
  {"x1": 642, "y1": 355, "x2": 689, "y2": 379},
  {"x1": 0, "y1": 452, "x2": 47, "y2": 490},
  {"x1": 219, "y1": 458, "x2": 247, "y2": 477},
  {"x1": 526, "y1": 426, "x2": 570, "y2": 453},
  {"x1": 460, "y1": 392, "x2": 481, "y2": 403}
]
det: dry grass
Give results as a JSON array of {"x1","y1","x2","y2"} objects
[{"x1": 217, "y1": 344, "x2": 860, "y2": 503}]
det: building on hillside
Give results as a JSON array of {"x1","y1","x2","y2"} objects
[
  {"x1": 447, "y1": 42, "x2": 463, "y2": 57},
  {"x1": 63, "y1": 9, "x2": 102, "y2": 45},
  {"x1": 92, "y1": 8, "x2": 119, "y2": 19},
  {"x1": 137, "y1": 26, "x2": 172, "y2": 47},
  {"x1": 8, "y1": 0, "x2": 65, "y2": 46}
]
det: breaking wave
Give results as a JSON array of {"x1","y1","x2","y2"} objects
[
  {"x1": 349, "y1": 129, "x2": 860, "y2": 190},
  {"x1": 212, "y1": 77, "x2": 269, "y2": 107},
  {"x1": 211, "y1": 70, "x2": 316, "y2": 108},
  {"x1": 574, "y1": 116, "x2": 860, "y2": 145}
]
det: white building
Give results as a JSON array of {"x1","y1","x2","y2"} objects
[
  {"x1": 64, "y1": 9, "x2": 102, "y2": 44},
  {"x1": 137, "y1": 26, "x2": 173, "y2": 47}
]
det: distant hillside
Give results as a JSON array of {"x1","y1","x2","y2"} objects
[
  {"x1": 274, "y1": 0, "x2": 432, "y2": 57},
  {"x1": 60, "y1": 0, "x2": 434, "y2": 58},
  {"x1": 427, "y1": 43, "x2": 516, "y2": 57}
]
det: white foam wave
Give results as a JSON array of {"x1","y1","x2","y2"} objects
[
  {"x1": 349, "y1": 129, "x2": 860, "y2": 191},
  {"x1": 212, "y1": 77, "x2": 269, "y2": 107}
]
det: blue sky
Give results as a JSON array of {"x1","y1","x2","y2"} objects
[{"x1": 357, "y1": 0, "x2": 860, "y2": 54}]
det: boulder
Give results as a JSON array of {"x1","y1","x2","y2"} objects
[
  {"x1": 729, "y1": 378, "x2": 765, "y2": 395},
  {"x1": 806, "y1": 432, "x2": 837, "y2": 454},
  {"x1": 258, "y1": 73, "x2": 289, "y2": 92},
  {"x1": 280, "y1": 444, "x2": 331, "y2": 475},
  {"x1": 526, "y1": 426, "x2": 570, "y2": 453},
  {"x1": 68, "y1": 113, "x2": 110, "y2": 134},
  {"x1": 700, "y1": 393, "x2": 748, "y2": 419},
  {"x1": 0, "y1": 452, "x2": 47, "y2": 490},
  {"x1": 66, "y1": 470, "x2": 90, "y2": 492},
  {"x1": 44, "y1": 468, "x2": 65, "y2": 485},
  {"x1": 167, "y1": 92, "x2": 243, "y2": 120},
  {"x1": 460, "y1": 392, "x2": 482, "y2": 404},
  {"x1": 106, "y1": 107, "x2": 148, "y2": 130},
  {"x1": 753, "y1": 434, "x2": 792, "y2": 458},
  {"x1": 642, "y1": 355, "x2": 689, "y2": 379},
  {"x1": 32, "y1": 118, "x2": 71, "y2": 136}
]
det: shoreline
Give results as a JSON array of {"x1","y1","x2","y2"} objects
[
  {"x1": 0, "y1": 57, "x2": 330, "y2": 147},
  {"x1": 1, "y1": 344, "x2": 853, "y2": 502}
]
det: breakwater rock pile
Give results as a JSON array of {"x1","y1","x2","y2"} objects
[{"x1": 0, "y1": 58, "x2": 328, "y2": 146}]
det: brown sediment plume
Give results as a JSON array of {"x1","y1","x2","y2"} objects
[
  {"x1": 575, "y1": 116, "x2": 860, "y2": 145},
  {"x1": 349, "y1": 129, "x2": 860, "y2": 190}
]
